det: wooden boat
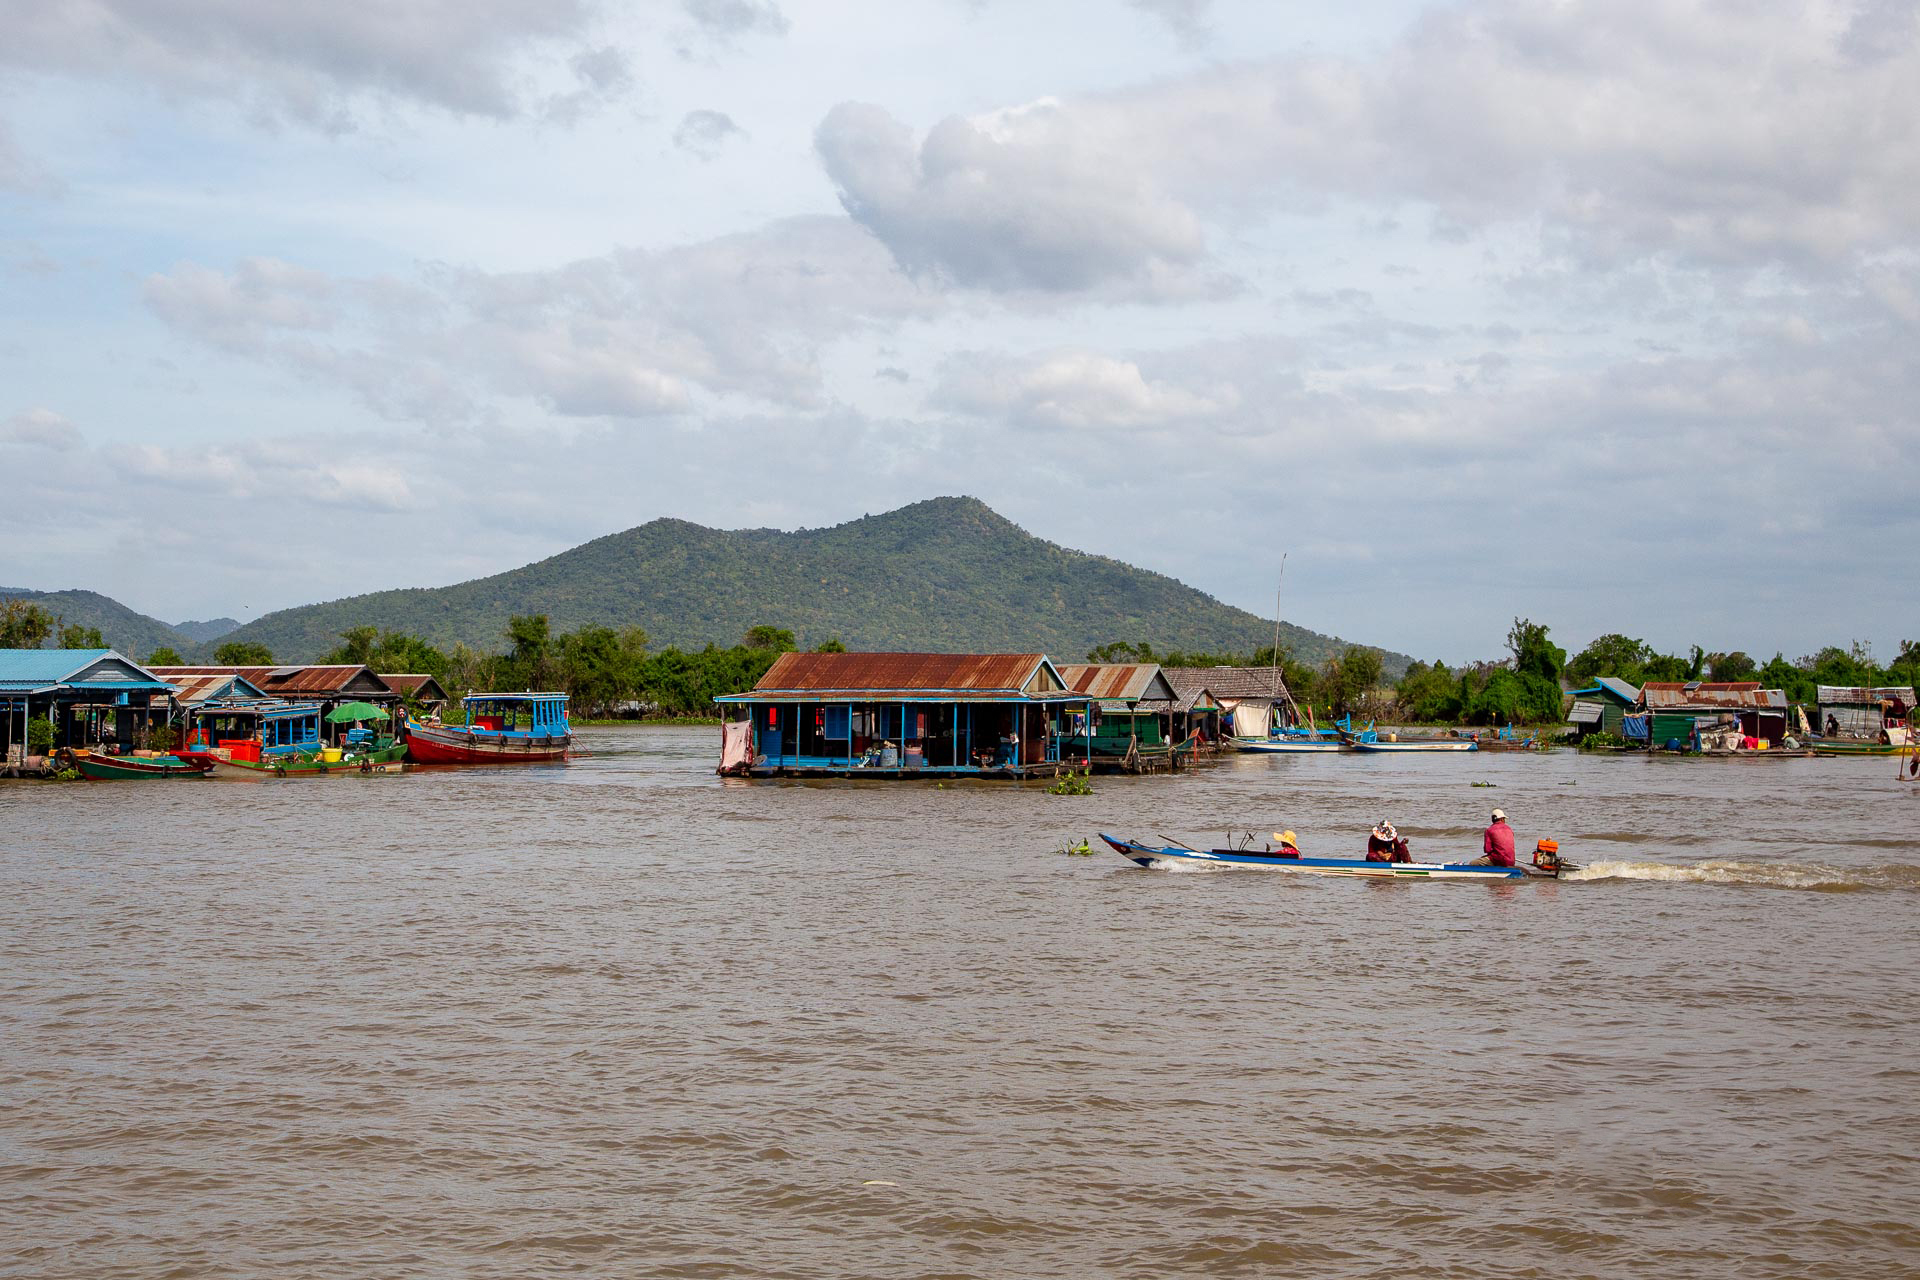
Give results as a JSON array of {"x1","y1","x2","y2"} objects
[
  {"x1": 198, "y1": 743, "x2": 407, "y2": 778},
  {"x1": 1351, "y1": 738, "x2": 1478, "y2": 753},
  {"x1": 73, "y1": 751, "x2": 210, "y2": 780},
  {"x1": 1101, "y1": 834, "x2": 1574, "y2": 879},
  {"x1": 1809, "y1": 738, "x2": 1906, "y2": 756},
  {"x1": 404, "y1": 693, "x2": 571, "y2": 764},
  {"x1": 1235, "y1": 736, "x2": 1348, "y2": 753}
]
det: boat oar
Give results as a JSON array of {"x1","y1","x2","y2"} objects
[{"x1": 1158, "y1": 835, "x2": 1200, "y2": 851}]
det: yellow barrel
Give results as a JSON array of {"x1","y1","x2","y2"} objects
[{"x1": 319, "y1": 747, "x2": 343, "y2": 763}]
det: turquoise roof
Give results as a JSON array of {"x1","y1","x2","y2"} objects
[{"x1": 0, "y1": 648, "x2": 175, "y2": 694}]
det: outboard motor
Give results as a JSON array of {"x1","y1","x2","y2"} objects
[{"x1": 1530, "y1": 838, "x2": 1577, "y2": 877}]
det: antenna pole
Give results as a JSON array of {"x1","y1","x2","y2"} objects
[{"x1": 1272, "y1": 553, "x2": 1287, "y2": 700}]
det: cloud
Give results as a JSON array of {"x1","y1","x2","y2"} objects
[
  {"x1": 674, "y1": 109, "x2": 744, "y2": 159},
  {"x1": 815, "y1": 100, "x2": 1217, "y2": 297},
  {"x1": 1068, "y1": 0, "x2": 1920, "y2": 272},
  {"x1": 144, "y1": 217, "x2": 938, "y2": 423},
  {"x1": 934, "y1": 350, "x2": 1237, "y2": 430},
  {"x1": 1, "y1": 408, "x2": 82, "y2": 451},
  {"x1": 681, "y1": 0, "x2": 789, "y2": 42},
  {"x1": 0, "y1": 0, "x2": 625, "y2": 127}
]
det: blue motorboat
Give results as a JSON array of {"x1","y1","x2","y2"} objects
[{"x1": 1100, "y1": 834, "x2": 1574, "y2": 879}]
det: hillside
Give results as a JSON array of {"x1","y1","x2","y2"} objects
[
  {"x1": 0, "y1": 588, "x2": 196, "y2": 662},
  {"x1": 174, "y1": 617, "x2": 241, "y2": 644},
  {"x1": 210, "y1": 498, "x2": 1412, "y2": 669}
]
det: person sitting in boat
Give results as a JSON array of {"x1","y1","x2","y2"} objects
[
  {"x1": 1366, "y1": 822, "x2": 1398, "y2": 861},
  {"x1": 1473, "y1": 809, "x2": 1516, "y2": 867},
  {"x1": 1389, "y1": 836, "x2": 1413, "y2": 863},
  {"x1": 1270, "y1": 830, "x2": 1301, "y2": 858}
]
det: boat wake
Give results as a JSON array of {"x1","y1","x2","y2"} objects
[{"x1": 1566, "y1": 859, "x2": 1920, "y2": 892}]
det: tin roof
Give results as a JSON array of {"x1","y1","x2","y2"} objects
[
  {"x1": 1816, "y1": 686, "x2": 1914, "y2": 705},
  {"x1": 152, "y1": 664, "x2": 395, "y2": 698},
  {"x1": 380, "y1": 673, "x2": 449, "y2": 702},
  {"x1": 1160, "y1": 666, "x2": 1292, "y2": 702},
  {"x1": 725, "y1": 652, "x2": 1078, "y2": 701},
  {"x1": 0, "y1": 648, "x2": 175, "y2": 694},
  {"x1": 165, "y1": 672, "x2": 273, "y2": 707},
  {"x1": 1056, "y1": 663, "x2": 1178, "y2": 703},
  {"x1": 1640, "y1": 682, "x2": 1787, "y2": 710}
]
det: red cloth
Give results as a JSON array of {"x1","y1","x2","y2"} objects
[{"x1": 1483, "y1": 821, "x2": 1516, "y2": 867}]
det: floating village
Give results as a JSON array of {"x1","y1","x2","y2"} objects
[{"x1": 1, "y1": 646, "x2": 1914, "y2": 784}]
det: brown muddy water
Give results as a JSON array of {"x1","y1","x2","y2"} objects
[{"x1": 3, "y1": 726, "x2": 1918, "y2": 1279}]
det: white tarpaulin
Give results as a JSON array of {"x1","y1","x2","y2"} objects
[
  {"x1": 719, "y1": 720, "x2": 753, "y2": 771},
  {"x1": 1225, "y1": 700, "x2": 1274, "y2": 737}
]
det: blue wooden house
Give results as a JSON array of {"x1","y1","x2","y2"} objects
[
  {"x1": 0, "y1": 648, "x2": 177, "y2": 759},
  {"x1": 716, "y1": 651, "x2": 1094, "y2": 777}
]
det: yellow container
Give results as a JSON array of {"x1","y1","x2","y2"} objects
[{"x1": 319, "y1": 747, "x2": 343, "y2": 763}]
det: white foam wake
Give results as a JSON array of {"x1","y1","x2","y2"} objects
[{"x1": 1566, "y1": 859, "x2": 1869, "y2": 891}]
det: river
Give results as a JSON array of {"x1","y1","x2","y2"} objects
[{"x1": 3, "y1": 726, "x2": 1917, "y2": 1278}]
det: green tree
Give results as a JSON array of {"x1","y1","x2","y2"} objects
[
  {"x1": 1506, "y1": 618, "x2": 1565, "y2": 684},
  {"x1": 743, "y1": 625, "x2": 796, "y2": 651},
  {"x1": 146, "y1": 646, "x2": 184, "y2": 667},
  {"x1": 1565, "y1": 633, "x2": 1653, "y2": 686},
  {"x1": 1707, "y1": 650, "x2": 1757, "y2": 682},
  {"x1": 215, "y1": 640, "x2": 275, "y2": 665},
  {"x1": 0, "y1": 599, "x2": 57, "y2": 649},
  {"x1": 814, "y1": 637, "x2": 847, "y2": 653},
  {"x1": 57, "y1": 623, "x2": 105, "y2": 649},
  {"x1": 1320, "y1": 645, "x2": 1384, "y2": 716},
  {"x1": 500, "y1": 614, "x2": 554, "y2": 689},
  {"x1": 1887, "y1": 640, "x2": 1920, "y2": 692},
  {"x1": 1396, "y1": 659, "x2": 1462, "y2": 722},
  {"x1": 329, "y1": 625, "x2": 380, "y2": 665}
]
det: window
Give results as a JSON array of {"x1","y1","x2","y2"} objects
[{"x1": 823, "y1": 706, "x2": 851, "y2": 739}]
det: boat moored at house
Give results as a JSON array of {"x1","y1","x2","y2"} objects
[{"x1": 404, "y1": 693, "x2": 571, "y2": 764}]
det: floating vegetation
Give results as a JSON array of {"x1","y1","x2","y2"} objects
[
  {"x1": 1472, "y1": 781, "x2": 1497, "y2": 788},
  {"x1": 1046, "y1": 769, "x2": 1093, "y2": 796},
  {"x1": 1058, "y1": 838, "x2": 1095, "y2": 857}
]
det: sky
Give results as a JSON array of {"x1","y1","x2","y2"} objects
[{"x1": 1, "y1": 0, "x2": 1916, "y2": 666}]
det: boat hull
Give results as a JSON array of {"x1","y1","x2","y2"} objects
[
  {"x1": 193, "y1": 744, "x2": 406, "y2": 778},
  {"x1": 1236, "y1": 738, "x2": 1349, "y2": 753},
  {"x1": 75, "y1": 753, "x2": 210, "y2": 780},
  {"x1": 404, "y1": 720, "x2": 570, "y2": 764},
  {"x1": 1352, "y1": 739, "x2": 1478, "y2": 752},
  {"x1": 1100, "y1": 835, "x2": 1561, "y2": 878}
]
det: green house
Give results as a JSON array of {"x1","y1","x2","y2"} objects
[{"x1": 1566, "y1": 678, "x2": 1639, "y2": 737}]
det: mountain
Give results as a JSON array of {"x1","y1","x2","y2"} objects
[
  {"x1": 174, "y1": 617, "x2": 241, "y2": 644},
  {"x1": 211, "y1": 498, "x2": 1411, "y2": 671},
  {"x1": 0, "y1": 588, "x2": 196, "y2": 661}
]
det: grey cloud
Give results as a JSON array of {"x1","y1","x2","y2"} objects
[
  {"x1": 0, "y1": 0, "x2": 624, "y2": 127},
  {"x1": 815, "y1": 100, "x2": 1218, "y2": 297},
  {"x1": 144, "y1": 217, "x2": 937, "y2": 424},
  {"x1": 674, "y1": 109, "x2": 744, "y2": 159},
  {"x1": 1130, "y1": 0, "x2": 1210, "y2": 43}
]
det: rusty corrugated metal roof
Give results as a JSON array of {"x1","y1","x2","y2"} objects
[
  {"x1": 380, "y1": 673, "x2": 449, "y2": 701},
  {"x1": 1056, "y1": 663, "x2": 1177, "y2": 703},
  {"x1": 1816, "y1": 685, "x2": 1915, "y2": 705},
  {"x1": 1640, "y1": 682, "x2": 1786, "y2": 710},
  {"x1": 739, "y1": 651, "x2": 1073, "y2": 699},
  {"x1": 153, "y1": 664, "x2": 395, "y2": 698}
]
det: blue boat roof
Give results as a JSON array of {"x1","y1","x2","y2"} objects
[{"x1": 463, "y1": 692, "x2": 568, "y2": 704}]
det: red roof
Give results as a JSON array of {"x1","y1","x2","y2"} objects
[
  {"x1": 743, "y1": 652, "x2": 1060, "y2": 698},
  {"x1": 152, "y1": 664, "x2": 394, "y2": 698}
]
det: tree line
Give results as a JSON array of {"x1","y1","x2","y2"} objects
[{"x1": 1092, "y1": 623, "x2": 1920, "y2": 728}]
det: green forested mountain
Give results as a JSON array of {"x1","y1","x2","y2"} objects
[
  {"x1": 208, "y1": 497, "x2": 1407, "y2": 667},
  {"x1": 0, "y1": 588, "x2": 196, "y2": 662}
]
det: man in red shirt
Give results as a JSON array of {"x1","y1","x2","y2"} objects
[{"x1": 1474, "y1": 809, "x2": 1516, "y2": 867}]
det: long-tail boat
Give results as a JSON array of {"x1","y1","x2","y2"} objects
[
  {"x1": 72, "y1": 750, "x2": 211, "y2": 780},
  {"x1": 1100, "y1": 834, "x2": 1575, "y2": 879},
  {"x1": 404, "y1": 693, "x2": 571, "y2": 764}
]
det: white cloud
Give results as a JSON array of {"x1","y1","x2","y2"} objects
[
  {"x1": 815, "y1": 100, "x2": 1218, "y2": 297},
  {"x1": 934, "y1": 350, "x2": 1236, "y2": 430},
  {"x1": 673, "y1": 109, "x2": 745, "y2": 159},
  {"x1": 1, "y1": 408, "x2": 82, "y2": 451}
]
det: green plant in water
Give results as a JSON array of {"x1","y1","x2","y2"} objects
[
  {"x1": 1059, "y1": 838, "x2": 1095, "y2": 856},
  {"x1": 27, "y1": 716, "x2": 54, "y2": 754},
  {"x1": 1579, "y1": 731, "x2": 1625, "y2": 751},
  {"x1": 1472, "y1": 781, "x2": 1496, "y2": 788},
  {"x1": 1046, "y1": 768, "x2": 1092, "y2": 796},
  {"x1": 54, "y1": 767, "x2": 78, "y2": 781}
]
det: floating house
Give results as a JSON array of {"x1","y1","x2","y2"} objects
[
  {"x1": 152, "y1": 664, "x2": 400, "y2": 721},
  {"x1": 1815, "y1": 686, "x2": 1914, "y2": 740},
  {"x1": 716, "y1": 652, "x2": 1094, "y2": 777},
  {"x1": 1160, "y1": 666, "x2": 1296, "y2": 738},
  {"x1": 1056, "y1": 663, "x2": 1180, "y2": 771},
  {"x1": 1565, "y1": 677, "x2": 1640, "y2": 739},
  {"x1": 0, "y1": 648, "x2": 177, "y2": 761},
  {"x1": 1640, "y1": 682, "x2": 1789, "y2": 748},
  {"x1": 380, "y1": 672, "x2": 451, "y2": 715}
]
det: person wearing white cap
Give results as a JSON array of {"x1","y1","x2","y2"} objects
[{"x1": 1473, "y1": 808, "x2": 1516, "y2": 867}]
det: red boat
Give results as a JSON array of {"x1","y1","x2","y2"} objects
[{"x1": 404, "y1": 693, "x2": 571, "y2": 764}]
